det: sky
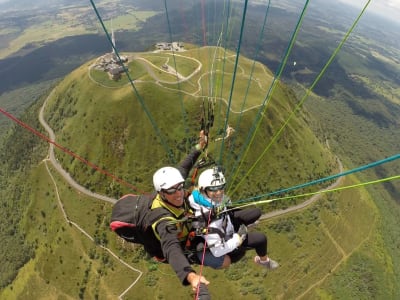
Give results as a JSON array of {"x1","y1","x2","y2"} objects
[
  {"x1": 338, "y1": 0, "x2": 400, "y2": 23},
  {"x1": 0, "y1": 0, "x2": 399, "y2": 24}
]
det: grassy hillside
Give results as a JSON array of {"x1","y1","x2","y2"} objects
[
  {"x1": 298, "y1": 84, "x2": 400, "y2": 299},
  {"x1": 43, "y1": 46, "x2": 337, "y2": 202},
  {"x1": 1, "y1": 148, "x2": 393, "y2": 299},
  {"x1": 1, "y1": 45, "x2": 398, "y2": 299},
  {"x1": 0, "y1": 0, "x2": 398, "y2": 298}
]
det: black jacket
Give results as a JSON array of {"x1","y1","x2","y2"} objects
[{"x1": 146, "y1": 147, "x2": 202, "y2": 285}]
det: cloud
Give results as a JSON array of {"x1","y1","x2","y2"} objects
[{"x1": 338, "y1": 0, "x2": 400, "y2": 23}]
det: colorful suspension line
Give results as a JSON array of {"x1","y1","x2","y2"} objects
[
  {"x1": 217, "y1": 0, "x2": 249, "y2": 164},
  {"x1": 229, "y1": 0, "x2": 372, "y2": 195},
  {"x1": 227, "y1": 0, "x2": 311, "y2": 191},
  {"x1": 224, "y1": 0, "x2": 272, "y2": 173},
  {"x1": 89, "y1": 0, "x2": 176, "y2": 163},
  {"x1": 0, "y1": 107, "x2": 145, "y2": 194},
  {"x1": 213, "y1": 0, "x2": 233, "y2": 160},
  {"x1": 163, "y1": 0, "x2": 191, "y2": 153},
  {"x1": 194, "y1": 202, "x2": 214, "y2": 300},
  {"x1": 235, "y1": 152, "x2": 400, "y2": 205},
  {"x1": 229, "y1": 173, "x2": 400, "y2": 211}
]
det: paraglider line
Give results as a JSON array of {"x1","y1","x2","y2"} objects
[
  {"x1": 0, "y1": 107, "x2": 146, "y2": 194},
  {"x1": 229, "y1": 173, "x2": 400, "y2": 210},
  {"x1": 236, "y1": 153, "x2": 400, "y2": 205},
  {"x1": 89, "y1": 0, "x2": 176, "y2": 164}
]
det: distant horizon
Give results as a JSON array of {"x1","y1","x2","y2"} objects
[
  {"x1": 338, "y1": 0, "x2": 400, "y2": 24},
  {"x1": 1, "y1": 0, "x2": 399, "y2": 25}
]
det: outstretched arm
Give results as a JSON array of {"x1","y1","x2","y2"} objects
[
  {"x1": 155, "y1": 219, "x2": 196, "y2": 285},
  {"x1": 178, "y1": 130, "x2": 207, "y2": 179}
]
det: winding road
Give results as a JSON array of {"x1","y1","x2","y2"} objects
[
  {"x1": 260, "y1": 158, "x2": 343, "y2": 220},
  {"x1": 39, "y1": 86, "x2": 343, "y2": 217},
  {"x1": 39, "y1": 90, "x2": 117, "y2": 204},
  {"x1": 38, "y1": 56, "x2": 344, "y2": 299}
]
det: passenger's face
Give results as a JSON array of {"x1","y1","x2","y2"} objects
[{"x1": 204, "y1": 185, "x2": 225, "y2": 203}]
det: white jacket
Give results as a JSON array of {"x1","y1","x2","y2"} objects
[{"x1": 188, "y1": 193, "x2": 242, "y2": 257}]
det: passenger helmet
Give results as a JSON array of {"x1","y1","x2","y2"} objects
[
  {"x1": 198, "y1": 167, "x2": 226, "y2": 190},
  {"x1": 153, "y1": 166, "x2": 184, "y2": 192}
]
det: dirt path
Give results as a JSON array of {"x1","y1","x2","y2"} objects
[
  {"x1": 260, "y1": 158, "x2": 344, "y2": 221},
  {"x1": 39, "y1": 89, "x2": 116, "y2": 204},
  {"x1": 295, "y1": 216, "x2": 376, "y2": 299},
  {"x1": 43, "y1": 159, "x2": 141, "y2": 299},
  {"x1": 40, "y1": 89, "x2": 141, "y2": 298},
  {"x1": 39, "y1": 66, "x2": 346, "y2": 299}
]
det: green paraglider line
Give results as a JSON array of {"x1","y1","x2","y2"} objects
[
  {"x1": 227, "y1": 0, "x2": 311, "y2": 192},
  {"x1": 228, "y1": 173, "x2": 400, "y2": 211},
  {"x1": 229, "y1": 0, "x2": 372, "y2": 195},
  {"x1": 233, "y1": 153, "x2": 400, "y2": 205},
  {"x1": 89, "y1": 0, "x2": 176, "y2": 164}
]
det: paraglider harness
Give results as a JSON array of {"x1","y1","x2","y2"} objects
[
  {"x1": 190, "y1": 97, "x2": 215, "y2": 186},
  {"x1": 109, "y1": 193, "x2": 222, "y2": 264},
  {"x1": 110, "y1": 101, "x2": 218, "y2": 262},
  {"x1": 184, "y1": 203, "x2": 235, "y2": 264}
]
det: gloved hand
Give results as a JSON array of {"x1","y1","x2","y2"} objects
[
  {"x1": 237, "y1": 224, "x2": 247, "y2": 241},
  {"x1": 232, "y1": 233, "x2": 243, "y2": 248},
  {"x1": 197, "y1": 130, "x2": 208, "y2": 150},
  {"x1": 214, "y1": 205, "x2": 223, "y2": 216}
]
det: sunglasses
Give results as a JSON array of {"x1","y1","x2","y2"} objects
[
  {"x1": 206, "y1": 184, "x2": 225, "y2": 192},
  {"x1": 162, "y1": 183, "x2": 184, "y2": 195}
]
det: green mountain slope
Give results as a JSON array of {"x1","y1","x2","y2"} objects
[
  {"x1": 42, "y1": 46, "x2": 338, "y2": 200},
  {"x1": 1, "y1": 46, "x2": 398, "y2": 299}
]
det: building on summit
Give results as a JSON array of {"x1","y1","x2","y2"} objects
[{"x1": 93, "y1": 25, "x2": 128, "y2": 81}]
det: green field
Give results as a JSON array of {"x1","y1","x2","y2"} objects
[
  {"x1": 0, "y1": 1, "x2": 158, "y2": 59},
  {"x1": 2, "y1": 43, "x2": 398, "y2": 299},
  {"x1": 1, "y1": 155, "x2": 392, "y2": 299},
  {"x1": 1, "y1": 1, "x2": 399, "y2": 299}
]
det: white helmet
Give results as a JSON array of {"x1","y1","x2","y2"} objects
[
  {"x1": 153, "y1": 166, "x2": 184, "y2": 192},
  {"x1": 198, "y1": 167, "x2": 226, "y2": 190}
]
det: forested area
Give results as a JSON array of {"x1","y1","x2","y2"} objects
[{"x1": 0, "y1": 98, "x2": 47, "y2": 288}]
